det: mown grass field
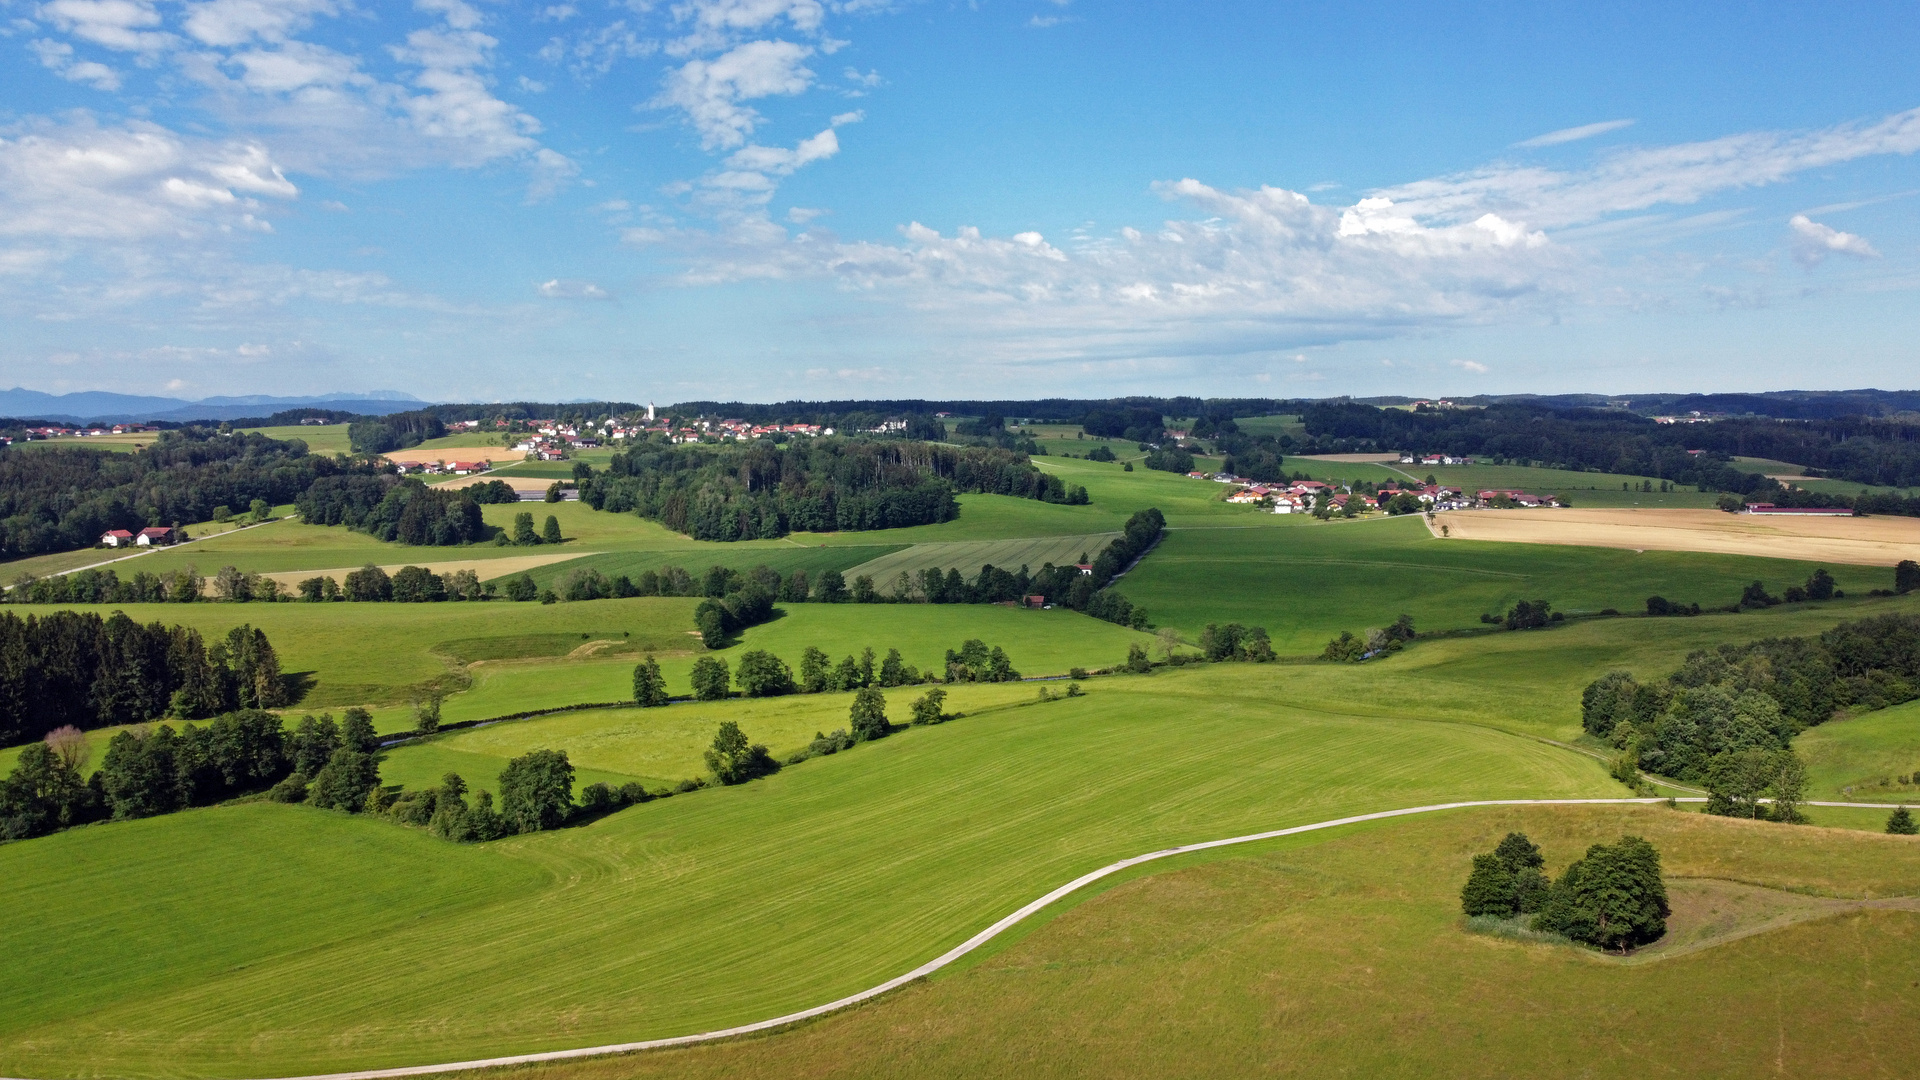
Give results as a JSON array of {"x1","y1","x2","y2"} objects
[
  {"x1": 842, "y1": 532, "x2": 1119, "y2": 583},
  {"x1": 1796, "y1": 699, "x2": 1920, "y2": 800},
  {"x1": 519, "y1": 803, "x2": 1920, "y2": 1080},
  {"x1": 0, "y1": 662, "x2": 1623, "y2": 1079},
  {"x1": 239, "y1": 423, "x2": 353, "y2": 455},
  {"x1": 1121, "y1": 513, "x2": 1900, "y2": 651}
]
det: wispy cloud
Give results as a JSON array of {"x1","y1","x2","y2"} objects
[
  {"x1": 1515, "y1": 119, "x2": 1635, "y2": 148},
  {"x1": 1789, "y1": 214, "x2": 1878, "y2": 267}
]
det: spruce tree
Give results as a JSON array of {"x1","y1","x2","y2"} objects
[{"x1": 1888, "y1": 806, "x2": 1918, "y2": 835}]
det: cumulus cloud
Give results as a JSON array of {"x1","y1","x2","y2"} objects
[
  {"x1": 654, "y1": 39, "x2": 815, "y2": 149},
  {"x1": 537, "y1": 278, "x2": 610, "y2": 299},
  {"x1": 1451, "y1": 359, "x2": 1490, "y2": 374},
  {"x1": 31, "y1": 38, "x2": 122, "y2": 89},
  {"x1": 0, "y1": 119, "x2": 296, "y2": 240},
  {"x1": 1515, "y1": 119, "x2": 1634, "y2": 148},
  {"x1": 181, "y1": 0, "x2": 338, "y2": 47},
  {"x1": 37, "y1": 0, "x2": 177, "y2": 53},
  {"x1": 1788, "y1": 214, "x2": 1879, "y2": 267}
]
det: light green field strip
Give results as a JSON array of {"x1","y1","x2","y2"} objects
[{"x1": 841, "y1": 533, "x2": 1122, "y2": 584}]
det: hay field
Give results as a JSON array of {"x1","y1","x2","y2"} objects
[
  {"x1": 1435, "y1": 507, "x2": 1920, "y2": 565},
  {"x1": 843, "y1": 533, "x2": 1121, "y2": 584},
  {"x1": 254, "y1": 550, "x2": 594, "y2": 589}
]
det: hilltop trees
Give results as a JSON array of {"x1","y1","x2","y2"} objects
[{"x1": 1463, "y1": 832, "x2": 1670, "y2": 953}]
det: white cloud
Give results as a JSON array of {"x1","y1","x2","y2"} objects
[
  {"x1": 1788, "y1": 213, "x2": 1879, "y2": 267},
  {"x1": 654, "y1": 39, "x2": 815, "y2": 149},
  {"x1": 786, "y1": 206, "x2": 826, "y2": 223},
  {"x1": 224, "y1": 39, "x2": 368, "y2": 92},
  {"x1": 1515, "y1": 119, "x2": 1634, "y2": 148},
  {"x1": 537, "y1": 278, "x2": 610, "y2": 299},
  {"x1": 1382, "y1": 106, "x2": 1920, "y2": 231},
  {"x1": 31, "y1": 38, "x2": 122, "y2": 89},
  {"x1": 667, "y1": 0, "x2": 824, "y2": 55},
  {"x1": 37, "y1": 0, "x2": 176, "y2": 53},
  {"x1": 0, "y1": 118, "x2": 297, "y2": 240},
  {"x1": 1451, "y1": 359, "x2": 1489, "y2": 374},
  {"x1": 181, "y1": 0, "x2": 337, "y2": 47}
]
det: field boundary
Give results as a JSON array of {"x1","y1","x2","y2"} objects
[{"x1": 62, "y1": 796, "x2": 1909, "y2": 1080}]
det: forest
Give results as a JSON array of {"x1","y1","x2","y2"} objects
[
  {"x1": 582, "y1": 438, "x2": 1087, "y2": 541},
  {"x1": 0, "y1": 429, "x2": 338, "y2": 557}
]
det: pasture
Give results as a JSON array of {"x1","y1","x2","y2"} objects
[
  {"x1": 841, "y1": 532, "x2": 1120, "y2": 584},
  {"x1": 1796, "y1": 699, "x2": 1920, "y2": 800},
  {"x1": 1120, "y1": 514, "x2": 1902, "y2": 651},
  {"x1": 239, "y1": 423, "x2": 353, "y2": 455},
  {"x1": 0, "y1": 662, "x2": 1623, "y2": 1078},
  {"x1": 518, "y1": 804, "x2": 1920, "y2": 1080}
]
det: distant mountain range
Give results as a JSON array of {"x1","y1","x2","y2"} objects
[{"x1": 0, "y1": 388, "x2": 428, "y2": 424}]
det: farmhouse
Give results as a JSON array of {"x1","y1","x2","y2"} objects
[
  {"x1": 100, "y1": 529, "x2": 135, "y2": 547},
  {"x1": 135, "y1": 526, "x2": 179, "y2": 546}
]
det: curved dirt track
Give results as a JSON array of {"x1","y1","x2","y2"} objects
[{"x1": 12, "y1": 796, "x2": 1911, "y2": 1080}]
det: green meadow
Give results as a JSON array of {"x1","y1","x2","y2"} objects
[
  {"x1": 1120, "y1": 514, "x2": 1897, "y2": 651},
  {"x1": 526, "y1": 804, "x2": 1920, "y2": 1080},
  {"x1": 1796, "y1": 699, "x2": 1920, "y2": 800},
  {"x1": 238, "y1": 423, "x2": 353, "y2": 455},
  {"x1": 0, "y1": 663, "x2": 1622, "y2": 1079},
  {"x1": 841, "y1": 532, "x2": 1119, "y2": 583}
]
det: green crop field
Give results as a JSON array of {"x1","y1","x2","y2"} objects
[
  {"x1": 1231, "y1": 413, "x2": 1305, "y2": 439},
  {"x1": 239, "y1": 423, "x2": 353, "y2": 455},
  {"x1": 517, "y1": 803, "x2": 1920, "y2": 1080},
  {"x1": 1121, "y1": 514, "x2": 1901, "y2": 652},
  {"x1": 0, "y1": 661, "x2": 1625, "y2": 1078},
  {"x1": 842, "y1": 533, "x2": 1120, "y2": 583}
]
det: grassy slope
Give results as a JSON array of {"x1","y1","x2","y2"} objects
[
  {"x1": 841, "y1": 533, "x2": 1120, "y2": 582},
  {"x1": 1796, "y1": 698, "x2": 1920, "y2": 800},
  {"x1": 238, "y1": 423, "x2": 353, "y2": 455},
  {"x1": 1121, "y1": 513, "x2": 1897, "y2": 651},
  {"x1": 0, "y1": 664, "x2": 1620, "y2": 1078},
  {"x1": 530, "y1": 803, "x2": 1920, "y2": 1080}
]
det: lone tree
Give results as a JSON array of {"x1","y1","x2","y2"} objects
[
  {"x1": 632, "y1": 656, "x2": 669, "y2": 706},
  {"x1": 705, "y1": 721, "x2": 778, "y2": 785},
  {"x1": 1889, "y1": 806, "x2": 1918, "y2": 835},
  {"x1": 543, "y1": 515, "x2": 563, "y2": 545},
  {"x1": 513, "y1": 512, "x2": 539, "y2": 546},
  {"x1": 909, "y1": 688, "x2": 948, "y2": 725},
  {"x1": 849, "y1": 687, "x2": 889, "y2": 741},
  {"x1": 1899, "y1": 560, "x2": 1920, "y2": 595},
  {"x1": 690, "y1": 656, "x2": 730, "y2": 701},
  {"x1": 498, "y1": 748, "x2": 575, "y2": 833}
]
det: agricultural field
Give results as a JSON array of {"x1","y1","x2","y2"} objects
[
  {"x1": 8, "y1": 431, "x2": 155, "y2": 453},
  {"x1": 1796, "y1": 699, "x2": 1920, "y2": 801},
  {"x1": 0, "y1": 511, "x2": 293, "y2": 584},
  {"x1": 1435, "y1": 506, "x2": 1920, "y2": 565},
  {"x1": 514, "y1": 804, "x2": 1920, "y2": 1080},
  {"x1": 239, "y1": 423, "x2": 353, "y2": 455},
  {"x1": 0, "y1": 661, "x2": 1627, "y2": 1079},
  {"x1": 1230, "y1": 413, "x2": 1305, "y2": 439},
  {"x1": 842, "y1": 532, "x2": 1120, "y2": 583}
]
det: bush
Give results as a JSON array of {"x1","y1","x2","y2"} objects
[
  {"x1": 705, "y1": 721, "x2": 778, "y2": 785},
  {"x1": 1898, "y1": 560, "x2": 1920, "y2": 595},
  {"x1": 308, "y1": 748, "x2": 380, "y2": 812},
  {"x1": 1321, "y1": 631, "x2": 1366, "y2": 662},
  {"x1": 504, "y1": 573, "x2": 538, "y2": 601},
  {"x1": 909, "y1": 688, "x2": 948, "y2": 725},
  {"x1": 267, "y1": 772, "x2": 309, "y2": 803}
]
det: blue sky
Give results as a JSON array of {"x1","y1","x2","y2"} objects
[{"x1": 3, "y1": 0, "x2": 1918, "y2": 402}]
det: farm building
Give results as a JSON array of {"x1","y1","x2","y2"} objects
[{"x1": 99, "y1": 529, "x2": 135, "y2": 547}]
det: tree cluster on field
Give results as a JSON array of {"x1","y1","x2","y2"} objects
[
  {"x1": 0, "y1": 428, "x2": 335, "y2": 558},
  {"x1": 293, "y1": 564, "x2": 496, "y2": 603},
  {"x1": 632, "y1": 636, "x2": 1019, "y2": 712},
  {"x1": 1461, "y1": 831, "x2": 1669, "y2": 952},
  {"x1": 346, "y1": 410, "x2": 445, "y2": 455},
  {"x1": 1582, "y1": 613, "x2": 1920, "y2": 808},
  {"x1": 1479, "y1": 599, "x2": 1561, "y2": 630},
  {"x1": 1321, "y1": 615, "x2": 1415, "y2": 662},
  {"x1": 0, "y1": 707, "x2": 364, "y2": 840},
  {"x1": 8, "y1": 564, "x2": 212, "y2": 604},
  {"x1": 578, "y1": 439, "x2": 1086, "y2": 542},
  {"x1": 0, "y1": 611, "x2": 285, "y2": 746},
  {"x1": 296, "y1": 477, "x2": 516, "y2": 546}
]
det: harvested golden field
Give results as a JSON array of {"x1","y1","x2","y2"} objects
[{"x1": 1433, "y1": 507, "x2": 1920, "y2": 565}]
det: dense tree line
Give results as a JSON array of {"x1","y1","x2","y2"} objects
[
  {"x1": 1581, "y1": 613, "x2": 1920, "y2": 791},
  {"x1": 582, "y1": 439, "x2": 1086, "y2": 541},
  {"x1": 0, "y1": 708, "x2": 372, "y2": 840},
  {"x1": 0, "y1": 611, "x2": 285, "y2": 746},
  {"x1": 1291, "y1": 401, "x2": 1920, "y2": 495},
  {"x1": 296, "y1": 476, "x2": 495, "y2": 545},
  {"x1": 347, "y1": 410, "x2": 445, "y2": 454},
  {"x1": 1461, "y1": 831, "x2": 1669, "y2": 952},
  {"x1": 0, "y1": 428, "x2": 340, "y2": 558}
]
